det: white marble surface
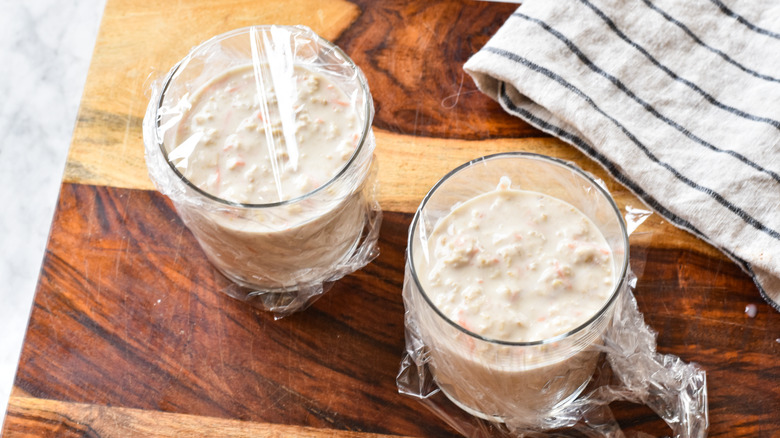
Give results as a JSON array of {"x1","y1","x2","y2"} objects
[{"x1": 0, "y1": 0, "x2": 106, "y2": 427}]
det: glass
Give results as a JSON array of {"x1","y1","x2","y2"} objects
[
  {"x1": 404, "y1": 152, "x2": 629, "y2": 425},
  {"x1": 144, "y1": 26, "x2": 380, "y2": 314}
]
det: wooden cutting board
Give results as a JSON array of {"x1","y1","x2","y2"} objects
[{"x1": 3, "y1": 0, "x2": 778, "y2": 436}]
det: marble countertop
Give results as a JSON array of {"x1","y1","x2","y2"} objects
[{"x1": 0, "y1": 0, "x2": 106, "y2": 427}]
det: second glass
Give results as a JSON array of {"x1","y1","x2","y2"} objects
[{"x1": 403, "y1": 153, "x2": 630, "y2": 426}]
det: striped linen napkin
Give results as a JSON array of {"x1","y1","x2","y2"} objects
[{"x1": 464, "y1": 0, "x2": 780, "y2": 310}]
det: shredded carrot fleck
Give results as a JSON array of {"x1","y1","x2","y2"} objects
[
  {"x1": 554, "y1": 260, "x2": 565, "y2": 278},
  {"x1": 332, "y1": 99, "x2": 350, "y2": 107}
]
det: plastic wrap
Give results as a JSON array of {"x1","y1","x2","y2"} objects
[
  {"x1": 142, "y1": 25, "x2": 381, "y2": 317},
  {"x1": 397, "y1": 153, "x2": 707, "y2": 437}
]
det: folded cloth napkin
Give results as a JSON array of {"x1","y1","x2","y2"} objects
[{"x1": 465, "y1": 0, "x2": 780, "y2": 310}]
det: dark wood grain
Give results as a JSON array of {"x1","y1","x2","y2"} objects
[
  {"x1": 632, "y1": 245, "x2": 780, "y2": 437},
  {"x1": 337, "y1": 0, "x2": 540, "y2": 140},
  {"x1": 10, "y1": 183, "x2": 454, "y2": 437},
  {"x1": 6, "y1": 184, "x2": 779, "y2": 437}
]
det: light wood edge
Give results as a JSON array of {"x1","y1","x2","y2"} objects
[{"x1": 4, "y1": 395, "x2": 412, "y2": 438}]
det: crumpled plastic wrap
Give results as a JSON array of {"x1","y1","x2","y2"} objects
[
  {"x1": 397, "y1": 154, "x2": 707, "y2": 437},
  {"x1": 142, "y1": 25, "x2": 381, "y2": 317}
]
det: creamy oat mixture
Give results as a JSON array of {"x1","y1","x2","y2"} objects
[
  {"x1": 422, "y1": 178, "x2": 614, "y2": 342},
  {"x1": 164, "y1": 64, "x2": 372, "y2": 291},
  {"x1": 172, "y1": 65, "x2": 361, "y2": 204}
]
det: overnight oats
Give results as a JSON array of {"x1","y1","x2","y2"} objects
[
  {"x1": 144, "y1": 26, "x2": 381, "y2": 314},
  {"x1": 173, "y1": 65, "x2": 363, "y2": 205},
  {"x1": 403, "y1": 153, "x2": 629, "y2": 425}
]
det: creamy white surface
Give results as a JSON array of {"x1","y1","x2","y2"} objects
[
  {"x1": 174, "y1": 65, "x2": 361, "y2": 204},
  {"x1": 422, "y1": 179, "x2": 614, "y2": 342},
  {"x1": 167, "y1": 63, "x2": 372, "y2": 290},
  {"x1": 411, "y1": 178, "x2": 619, "y2": 420}
]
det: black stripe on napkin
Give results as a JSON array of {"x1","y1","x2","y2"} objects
[
  {"x1": 511, "y1": 11, "x2": 780, "y2": 185},
  {"x1": 574, "y1": 0, "x2": 780, "y2": 132},
  {"x1": 710, "y1": 0, "x2": 780, "y2": 41},
  {"x1": 484, "y1": 46, "x2": 780, "y2": 241},
  {"x1": 642, "y1": 0, "x2": 780, "y2": 83}
]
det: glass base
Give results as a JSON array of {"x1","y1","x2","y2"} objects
[
  {"x1": 438, "y1": 378, "x2": 591, "y2": 425},
  {"x1": 208, "y1": 225, "x2": 365, "y2": 295}
]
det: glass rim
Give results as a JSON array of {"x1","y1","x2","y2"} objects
[
  {"x1": 153, "y1": 25, "x2": 373, "y2": 209},
  {"x1": 407, "y1": 152, "x2": 630, "y2": 347}
]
